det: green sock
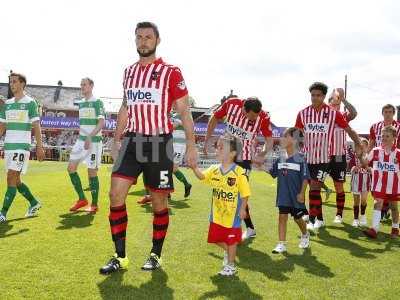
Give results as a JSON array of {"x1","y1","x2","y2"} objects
[
  {"x1": 174, "y1": 170, "x2": 190, "y2": 187},
  {"x1": 89, "y1": 176, "x2": 99, "y2": 206},
  {"x1": 17, "y1": 183, "x2": 38, "y2": 207},
  {"x1": 1, "y1": 186, "x2": 17, "y2": 216},
  {"x1": 69, "y1": 172, "x2": 86, "y2": 200}
]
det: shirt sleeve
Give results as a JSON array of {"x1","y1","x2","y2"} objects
[
  {"x1": 238, "y1": 170, "x2": 251, "y2": 199},
  {"x1": 169, "y1": 68, "x2": 188, "y2": 102},
  {"x1": 29, "y1": 100, "x2": 40, "y2": 122},
  {"x1": 213, "y1": 101, "x2": 229, "y2": 119},
  {"x1": 96, "y1": 100, "x2": 105, "y2": 119},
  {"x1": 367, "y1": 149, "x2": 374, "y2": 166},
  {"x1": 295, "y1": 112, "x2": 304, "y2": 129},
  {"x1": 0, "y1": 104, "x2": 5, "y2": 123},
  {"x1": 260, "y1": 114, "x2": 272, "y2": 138},
  {"x1": 201, "y1": 166, "x2": 215, "y2": 185},
  {"x1": 369, "y1": 125, "x2": 376, "y2": 141},
  {"x1": 335, "y1": 111, "x2": 349, "y2": 129}
]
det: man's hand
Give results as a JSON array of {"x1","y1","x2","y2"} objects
[
  {"x1": 337, "y1": 88, "x2": 345, "y2": 101},
  {"x1": 297, "y1": 193, "x2": 305, "y2": 203},
  {"x1": 354, "y1": 142, "x2": 363, "y2": 159},
  {"x1": 185, "y1": 144, "x2": 198, "y2": 169},
  {"x1": 111, "y1": 139, "x2": 121, "y2": 161},
  {"x1": 84, "y1": 137, "x2": 92, "y2": 150},
  {"x1": 36, "y1": 146, "x2": 45, "y2": 162},
  {"x1": 203, "y1": 138, "x2": 210, "y2": 157}
]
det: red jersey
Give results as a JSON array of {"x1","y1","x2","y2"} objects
[
  {"x1": 369, "y1": 120, "x2": 400, "y2": 148},
  {"x1": 123, "y1": 58, "x2": 188, "y2": 135},
  {"x1": 331, "y1": 111, "x2": 351, "y2": 156},
  {"x1": 295, "y1": 103, "x2": 348, "y2": 164},
  {"x1": 213, "y1": 98, "x2": 272, "y2": 160},
  {"x1": 368, "y1": 146, "x2": 400, "y2": 195}
]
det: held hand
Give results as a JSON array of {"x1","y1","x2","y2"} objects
[
  {"x1": 297, "y1": 193, "x2": 305, "y2": 203},
  {"x1": 186, "y1": 144, "x2": 198, "y2": 169},
  {"x1": 355, "y1": 143, "x2": 363, "y2": 159},
  {"x1": 36, "y1": 146, "x2": 45, "y2": 162},
  {"x1": 84, "y1": 137, "x2": 92, "y2": 150},
  {"x1": 111, "y1": 140, "x2": 121, "y2": 162}
]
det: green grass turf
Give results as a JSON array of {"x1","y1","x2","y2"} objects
[{"x1": 0, "y1": 160, "x2": 399, "y2": 299}]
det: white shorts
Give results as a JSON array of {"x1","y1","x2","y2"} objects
[
  {"x1": 5, "y1": 150, "x2": 30, "y2": 174},
  {"x1": 69, "y1": 140, "x2": 102, "y2": 169},
  {"x1": 173, "y1": 143, "x2": 186, "y2": 165}
]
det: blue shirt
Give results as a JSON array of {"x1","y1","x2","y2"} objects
[{"x1": 269, "y1": 153, "x2": 310, "y2": 209}]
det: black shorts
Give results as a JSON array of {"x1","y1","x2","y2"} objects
[
  {"x1": 278, "y1": 206, "x2": 307, "y2": 219},
  {"x1": 327, "y1": 155, "x2": 347, "y2": 182},
  {"x1": 112, "y1": 133, "x2": 174, "y2": 192},
  {"x1": 235, "y1": 159, "x2": 252, "y2": 178},
  {"x1": 308, "y1": 163, "x2": 330, "y2": 182}
]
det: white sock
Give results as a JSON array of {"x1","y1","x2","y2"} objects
[
  {"x1": 392, "y1": 223, "x2": 399, "y2": 229},
  {"x1": 372, "y1": 210, "x2": 381, "y2": 232}
]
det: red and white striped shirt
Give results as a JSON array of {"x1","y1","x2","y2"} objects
[
  {"x1": 123, "y1": 58, "x2": 188, "y2": 135},
  {"x1": 349, "y1": 156, "x2": 371, "y2": 193},
  {"x1": 368, "y1": 146, "x2": 400, "y2": 195},
  {"x1": 370, "y1": 120, "x2": 400, "y2": 148},
  {"x1": 213, "y1": 98, "x2": 272, "y2": 160},
  {"x1": 331, "y1": 111, "x2": 351, "y2": 156},
  {"x1": 295, "y1": 103, "x2": 348, "y2": 164}
]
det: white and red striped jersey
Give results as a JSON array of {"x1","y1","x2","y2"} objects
[
  {"x1": 349, "y1": 156, "x2": 371, "y2": 193},
  {"x1": 331, "y1": 111, "x2": 351, "y2": 156},
  {"x1": 295, "y1": 103, "x2": 348, "y2": 164},
  {"x1": 368, "y1": 146, "x2": 400, "y2": 195},
  {"x1": 213, "y1": 98, "x2": 272, "y2": 160},
  {"x1": 370, "y1": 120, "x2": 400, "y2": 148},
  {"x1": 123, "y1": 58, "x2": 188, "y2": 135}
]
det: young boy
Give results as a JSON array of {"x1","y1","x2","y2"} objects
[
  {"x1": 191, "y1": 135, "x2": 249, "y2": 276},
  {"x1": 267, "y1": 127, "x2": 310, "y2": 253},
  {"x1": 350, "y1": 138, "x2": 370, "y2": 227},
  {"x1": 364, "y1": 125, "x2": 400, "y2": 238}
]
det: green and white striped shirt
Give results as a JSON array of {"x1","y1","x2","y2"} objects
[
  {"x1": 0, "y1": 95, "x2": 39, "y2": 151},
  {"x1": 77, "y1": 97, "x2": 105, "y2": 143}
]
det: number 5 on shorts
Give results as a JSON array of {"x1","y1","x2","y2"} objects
[{"x1": 160, "y1": 170, "x2": 169, "y2": 185}]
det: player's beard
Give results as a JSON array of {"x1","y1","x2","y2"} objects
[{"x1": 137, "y1": 45, "x2": 157, "y2": 58}]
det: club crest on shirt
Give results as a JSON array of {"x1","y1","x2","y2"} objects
[
  {"x1": 151, "y1": 71, "x2": 159, "y2": 80},
  {"x1": 227, "y1": 177, "x2": 236, "y2": 186},
  {"x1": 177, "y1": 80, "x2": 186, "y2": 90},
  {"x1": 323, "y1": 113, "x2": 329, "y2": 119}
]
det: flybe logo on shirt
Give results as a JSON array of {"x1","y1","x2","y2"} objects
[
  {"x1": 126, "y1": 88, "x2": 161, "y2": 105},
  {"x1": 374, "y1": 161, "x2": 398, "y2": 172},
  {"x1": 304, "y1": 123, "x2": 329, "y2": 134},
  {"x1": 226, "y1": 123, "x2": 253, "y2": 140},
  {"x1": 6, "y1": 110, "x2": 28, "y2": 122},
  {"x1": 212, "y1": 188, "x2": 235, "y2": 201}
]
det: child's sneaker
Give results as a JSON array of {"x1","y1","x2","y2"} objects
[
  {"x1": 363, "y1": 228, "x2": 378, "y2": 239},
  {"x1": 218, "y1": 264, "x2": 237, "y2": 276},
  {"x1": 359, "y1": 215, "x2": 367, "y2": 226},
  {"x1": 272, "y1": 242, "x2": 287, "y2": 254},
  {"x1": 352, "y1": 219, "x2": 360, "y2": 227},
  {"x1": 314, "y1": 219, "x2": 325, "y2": 229},
  {"x1": 333, "y1": 215, "x2": 343, "y2": 224},
  {"x1": 299, "y1": 233, "x2": 310, "y2": 249},
  {"x1": 306, "y1": 222, "x2": 314, "y2": 231},
  {"x1": 242, "y1": 228, "x2": 256, "y2": 240}
]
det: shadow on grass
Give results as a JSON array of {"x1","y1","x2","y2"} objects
[
  {"x1": 210, "y1": 246, "x2": 334, "y2": 282},
  {"x1": 0, "y1": 223, "x2": 29, "y2": 238},
  {"x1": 128, "y1": 188, "x2": 148, "y2": 197},
  {"x1": 198, "y1": 275, "x2": 263, "y2": 300},
  {"x1": 140, "y1": 198, "x2": 191, "y2": 215},
  {"x1": 97, "y1": 269, "x2": 174, "y2": 300},
  {"x1": 56, "y1": 213, "x2": 95, "y2": 230}
]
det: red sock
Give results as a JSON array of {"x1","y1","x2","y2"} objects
[
  {"x1": 336, "y1": 192, "x2": 345, "y2": 217},
  {"x1": 309, "y1": 189, "x2": 322, "y2": 222},
  {"x1": 151, "y1": 208, "x2": 169, "y2": 257},
  {"x1": 109, "y1": 204, "x2": 128, "y2": 258}
]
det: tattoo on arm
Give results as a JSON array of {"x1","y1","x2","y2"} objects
[{"x1": 343, "y1": 100, "x2": 357, "y2": 120}]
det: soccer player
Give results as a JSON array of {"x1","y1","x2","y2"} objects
[
  {"x1": 204, "y1": 96, "x2": 273, "y2": 240},
  {"x1": 364, "y1": 125, "x2": 400, "y2": 238},
  {"x1": 99, "y1": 22, "x2": 197, "y2": 274},
  {"x1": 0, "y1": 73, "x2": 45, "y2": 222},
  {"x1": 349, "y1": 138, "x2": 370, "y2": 227},
  {"x1": 328, "y1": 88, "x2": 358, "y2": 223},
  {"x1": 295, "y1": 82, "x2": 362, "y2": 231},
  {"x1": 191, "y1": 135, "x2": 249, "y2": 276},
  {"x1": 68, "y1": 78, "x2": 105, "y2": 214},
  {"x1": 368, "y1": 104, "x2": 400, "y2": 221},
  {"x1": 267, "y1": 127, "x2": 310, "y2": 253}
]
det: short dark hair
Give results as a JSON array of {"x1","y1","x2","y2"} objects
[
  {"x1": 82, "y1": 77, "x2": 94, "y2": 86},
  {"x1": 244, "y1": 97, "x2": 262, "y2": 113},
  {"x1": 135, "y1": 22, "x2": 160, "y2": 38},
  {"x1": 309, "y1": 82, "x2": 328, "y2": 95},
  {"x1": 382, "y1": 104, "x2": 396, "y2": 114},
  {"x1": 10, "y1": 72, "x2": 27, "y2": 88},
  {"x1": 284, "y1": 127, "x2": 304, "y2": 148}
]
